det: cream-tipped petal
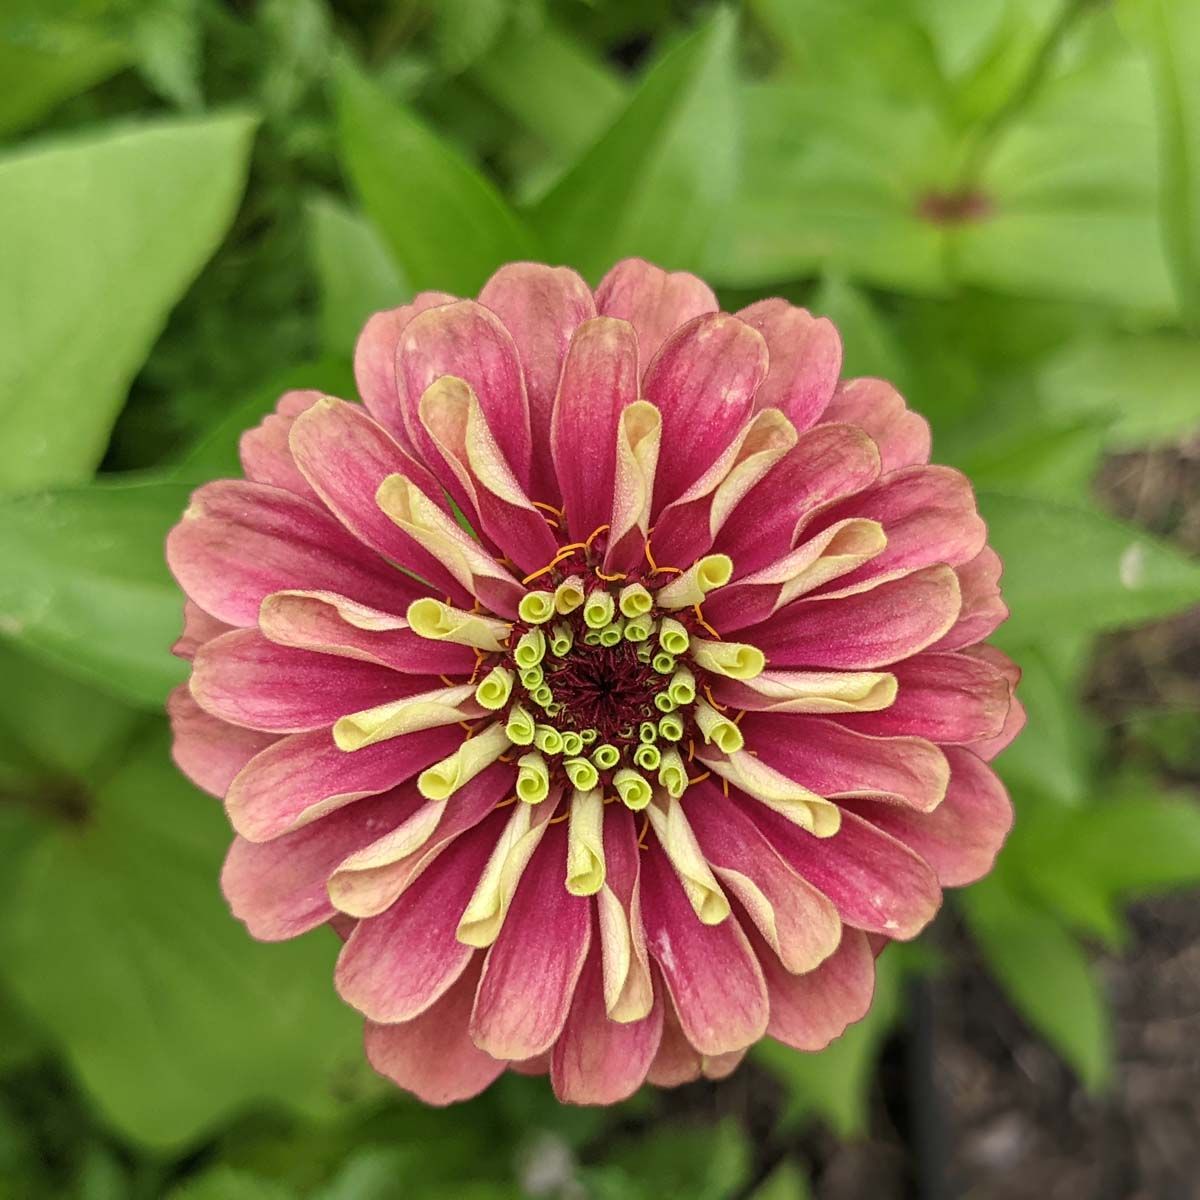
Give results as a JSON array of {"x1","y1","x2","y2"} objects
[
  {"x1": 505, "y1": 703, "x2": 536, "y2": 745},
  {"x1": 618, "y1": 583, "x2": 653, "y2": 618},
  {"x1": 418, "y1": 723, "x2": 511, "y2": 801},
  {"x1": 658, "y1": 748, "x2": 687, "y2": 798},
  {"x1": 605, "y1": 401, "x2": 662, "y2": 572},
  {"x1": 554, "y1": 575, "x2": 585, "y2": 613},
  {"x1": 518, "y1": 591, "x2": 556, "y2": 624},
  {"x1": 646, "y1": 796, "x2": 730, "y2": 925},
  {"x1": 691, "y1": 638, "x2": 766, "y2": 680},
  {"x1": 583, "y1": 590, "x2": 615, "y2": 629},
  {"x1": 714, "y1": 669, "x2": 898, "y2": 714},
  {"x1": 516, "y1": 752, "x2": 550, "y2": 803},
  {"x1": 475, "y1": 666, "x2": 515, "y2": 710},
  {"x1": 694, "y1": 700, "x2": 745, "y2": 755},
  {"x1": 701, "y1": 750, "x2": 842, "y2": 837},
  {"x1": 566, "y1": 787, "x2": 605, "y2": 896},
  {"x1": 655, "y1": 554, "x2": 733, "y2": 609},
  {"x1": 333, "y1": 685, "x2": 483, "y2": 751},
  {"x1": 613, "y1": 768, "x2": 652, "y2": 811},
  {"x1": 564, "y1": 757, "x2": 599, "y2": 791},
  {"x1": 514, "y1": 627, "x2": 547, "y2": 669},
  {"x1": 658, "y1": 617, "x2": 689, "y2": 656},
  {"x1": 406, "y1": 597, "x2": 510, "y2": 652}
]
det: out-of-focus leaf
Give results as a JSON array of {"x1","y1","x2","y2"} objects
[
  {"x1": 955, "y1": 40, "x2": 1175, "y2": 312},
  {"x1": 590, "y1": 1121, "x2": 751, "y2": 1200},
  {"x1": 0, "y1": 481, "x2": 193, "y2": 707},
  {"x1": 979, "y1": 491, "x2": 1200, "y2": 644},
  {"x1": 0, "y1": 726, "x2": 368, "y2": 1150},
  {"x1": 532, "y1": 8, "x2": 738, "y2": 279},
  {"x1": 962, "y1": 874, "x2": 1112, "y2": 1089},
  {"x1": 469, "y1": 19, "x2": 625, "y2": 159},
  {"x1": 0, "y1": 34, "x2": 128, "y2": 138},
  {"x1": 306, "y1": 195, "x2": 407, "y2": 356},
  {"x1": 430, "y1": 0, "x2": 509, "y2": 74},
  {"x1": 748, "y1": 1162, "x2": 813, "y2": 1200},
  {"x1": 167, "y1": 1167, "x2": 297, "y2": 1200},
  {"x1": 809, "y1": 276, "x2": 910, "y2": 386},
  {"x1": 1039, "y1": 333, "x2": 1200, "y2": 446},
  {"x1": 754, "y1": 948, "x2": 904, "y2": 1137},
  {"x1": 1138, "y1": 0, "x2": 1200, "y2": 324},
  {"x1": 132, "y1": 0, "x2": 203, "y2": 110},
  {"x1": 995, "y1": 644, "x2": 1095, "y2": 808},
  {"x1": 0, "y1": 113, "x2": 257, "y2": 495},
  {"x1": 174, "y1": 359, "x2": 356, "y2": 482},
  {"x1": 332, "y1": 56, "x2": 539, "y2": 295},
  {"x1": 714, "y1": 82, "x2": 951, "y2": 293}
]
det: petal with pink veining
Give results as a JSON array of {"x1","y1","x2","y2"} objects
[
  {"x1": 239, "y1": 390, "x2": 323, "y2": 499},
  {"x1": 364, "y1": 955, "x2": 504, "y2": 1105},
  {"x1": 167, "y1": 685, "x2": 277, "y2": 799},
  {"x1": 470, "y1": 821, "x2": 592, "y2": 1060},
  {"x1": 597, "y1": 806, "x2": 655, "y2": 1022},
  {"x1": 478, "y1": 263, "x2": 596, "y2": 500},
  {"x1": 167, "y1": 480, "x2": 421, "y2": 627},
  {"x1": 931, "y1": 546, "x2": 1009, "y2": 651},
  {"x1": 594, "y1": 258, "x2": 717, "y2": 365},
  {"x1": 225, "y1": 724, "x2": 461, "y2": 842},
  {"x1": 961, "y1": 645, "x2": 1025, "y2": 760},
  {"x1": 171, "y1": 600, "x2": 233, "y2": 661},
  {"x1": 821, "y1": 377, "x2": 931, "y2": 470},
  {"x1": 737, "y1": 298, "x2": 842, "y2": 430}
]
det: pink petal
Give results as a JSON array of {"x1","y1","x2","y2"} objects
[
  {"x1": 354, "y1": 292, "x2": 456, "y2": 448},
  {"x1": 741, "y1": 713, "x2": 948, "y2": 811},
  {"x1": 239, "y1": 390, "x2": 323, "y2": 499},
  {"x1": 336, "y1": 811, "x2": 502, "y2": 1022},
  {"x1": 167, "y1": 685, "x2": 277, "y2": 798},
  {"x1": 419, "y1": 379, "x2": 559, "y2": 572},
  {"x1": 550, "y1": 936, "x2": 663, "y2": 1104},
  {"x1": 643, "y1": 314, "x2": 769, "y2": 517},
  {"x1": 835, "y1": 651, "x2": 1011, "y2": 745},
  {"x1": 822, "y1": 378, "x2": 931, "y2": 471},
  {"x1": 759, "y1": 925, "x2": 876, "y2": 1051},
  {"x1": 805, "y1": 466, "x2": 986, "y2": 593},
  {"x1": 645, "y1": 990, "x2": 744, "y2": 1085},
  {"x1": 841, "y1": 748, "x2": 1013, "y2": 888},
  {"x1": 397, "y1": 300, "x2": 533, "y2": 490},
  {"x1": 639, "y1": 844, "x2": 769, "y2": 1056},
  {"x1": 225, "y1": 724, "x2": 462, "y2": 842},
  {"x1": 167, "y1": 480, "x2": 421, "y2": 627},
  {"x1": 288, "y1": 398, "x2": 469, "y2": 602},
  {"x1": 364, "y1": 955, "x2": 505, "y2": 1105},
  {"x1": 930, "y1": 546, "x2": 1009, "y2": 651},
  {"x1": 736, "y1": 299, "x2": 842, "y2": 430},
  {"x1": 688, "y1": 785, "x2": 842, "y2": 973},
  {"x1": 550, "y1": 317, "x2": 640, "y2": 543},
  {"x1": 744, "y1": 564, "x2": 962, "y2": 670},
  {"x1": 191, "y1": 628, "x2": 433, "y2": 732},
  {"x1": 961, "y1": 645, "x2": 1025, "y2": 760},
  {"x1": 594, "y1": 258, "x2": 718, "y2": 366},
  {"x1": 713, "y1": 424, "x2": 881, "y2": 577},
  {"x1": 257, "y1": 589, "x2": 473, "y2": 676},
  {"x1": 326, "y1": 763, "x2": 511, "y2": 918},
  {"x1": 470, "y1": 821, "x2": 592, "y2": 1060},
  {"x1": 171, "y1": 600, "x2": 233, "y2": 661},
  {"x1": 597, "y1": 806, "x2": 655, "y2": 1021},
  {"x1": 221, "y1": 786, "x2": 426, "y2": 941},
  {"x1": 748, "y1": 804, "x2": 942, "y2": 940},
  {"x1": 478, "y1": 263, "x2": 596, "y2": 501}
]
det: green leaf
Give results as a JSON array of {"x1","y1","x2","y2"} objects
[
  {"x1": 429, "y1": 0, "x2": 510, "y2": 74},
  {"x1": 979, "y1": 491, "x2": 1200, "y2": 644},
  {"x1": 593, "y1": 1120, "x2": 752, "y2": 1200},
  {"x1": 168, "y1": 1167, "x2": 298, "y2": 1200},
  {"x1": 0, "y1": 726, "x2": 369, "y2": 1150},
  {"x1": 754, "y1": 947, "x2": 905, "y2": 1137},
  {"x1": 531, "y1": 8, "x2": 739, "y2": 279},
  {"x1": 469, "y1": 19, "x2": 626, "y2": 160},
  {"x1": 1139, "y1": 0, "x2": 1200, "y2": 324},
  {"x1": 0, "y1": 480, "x2": 193, "y2": 708},
  {"x1": 0, "y1": 113, "x2": 257, "y2": 495},
  {"x1": 809, "y1": 276, "x2": 910, "y2": 385},
  {"x1": 332, "y1": 55, "x2": 539, "y2": 295},
  {"x1": 306, "y1": 194, "x2": 408, "y2": 357},
  {"x1": 748, "y1": 1162, "x2": 813, "y2": 1200},
  {"x1": 1039, "y1": 332, "x2": 1200, "y2": 446},
  {"x1": 962, "y1": 875, "x2": 1112, "y2": 1089}
]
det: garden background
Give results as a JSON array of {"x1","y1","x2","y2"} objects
[{"x1": 2, "y1": 0, "x2": 1200, "y2": 1196}]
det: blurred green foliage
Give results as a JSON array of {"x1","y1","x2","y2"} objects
[{"x1": 1, "y1": 0, "x2": 1199, "y2": 1196}]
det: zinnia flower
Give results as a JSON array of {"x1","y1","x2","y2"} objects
[{"x1": 166, "y1": 258, "x2": 1021, "y2": 1105}]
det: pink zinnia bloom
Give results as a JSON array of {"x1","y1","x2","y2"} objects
[{"x1": 166, "y1": 258, "x2": 1021, "y2": 1105}]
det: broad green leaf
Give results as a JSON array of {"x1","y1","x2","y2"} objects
[
  {"x1": 174, "y1": 359, "x2": 356, "y2": 483},
  {"x1": 0, "y1": 726, "x2": 368, "y2": 1149},
  {"x1": 470, "y1": 19, "x2": 625, "y2": 159},
  {"x1": 955, "y1": 39, "x2": 1175, "y2": 312},
  {"x1": 0, "y1": 113, "x2": 257, "y2": 496},
  {"x1": 1039, "y1": 332, "x2": 1200, "y2": 446},
  {"x1": 0, "y1": 34, "x2": 128, "y2": 139},
  {"x1": 962, "y1": 875, "x2": 1112, "y2": 1089},
  {"x1": 0, "y1": 480, "x2": 193, "y2": 707},
  {"x1": 754, "y1": 948, "x2": 904, "y2": 1137},
  {"x1": 978, "y1": 491, "x2": 1200, "y2": 644},
  {"x1": 306, "y1": 194, "x2": 408, "y2": 356},
  {"x1": 1139, "y1": 0, "x2": 1200, "y2": 324},
  {"x1": 332, "y1": 56, "x2": 539, "y2": 295},
  {"x1": 429, "y1": 0, "x2": 509, "y2": 74},
  {"x1": 168, "y1": 1169, "x2": 297, "y2": 1200},
  {"x1": 532, "y1": 8, "x2": 739, "y2": 279},
  {"x1": 748, "y1": 1162, "x2": 813, "y2": 1200},
  {"x1": 132, "y1": 0, "x2": 203, "y2": 110}
]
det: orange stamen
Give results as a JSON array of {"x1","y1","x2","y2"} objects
[
  {"x1": 693, "y1": 604, "x2": 721, "y2": 639},
  {"x1": 594, "y1": 568, "x2": 627, "y2": 582},
  {"x1": 585, "y1": 524, "x2": 610, "y2": 550},
  {"x1": 636, "y1": 811, "x2": 651, "y2": 850},
  {"x1": 548, "y1": 810, "x2": 570, "y2": 825},
  {"x1": 702, "y1": 684, "x2": 727, "y2": 712},
  {"x1": 687, "y1": 771, "x2": 711, "y2": 786}
]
